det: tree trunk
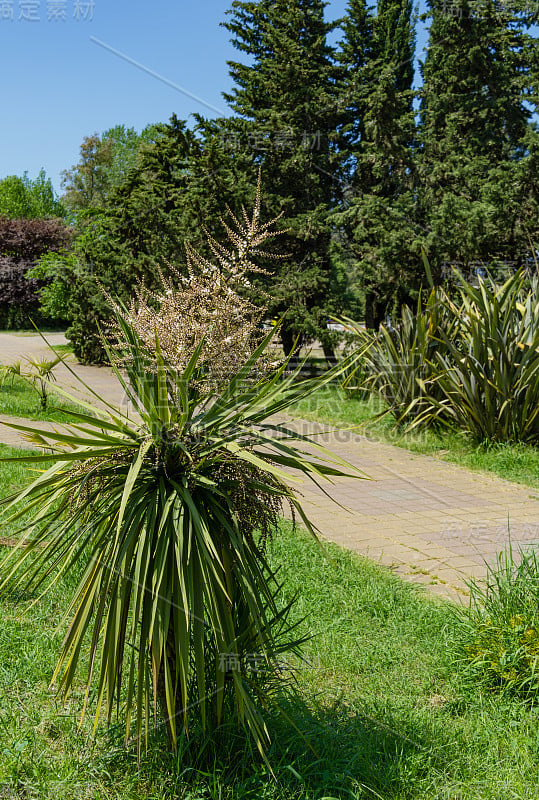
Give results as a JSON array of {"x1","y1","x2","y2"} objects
[
  {"x1": 365, "y1": 292, "x2": 385, "y2": 331},
  {"x1": 322, "y1": 343, "x2": 337, "y2": 367},
  {"x1": 281, "y1": 327, "x2": 302, "y2": 370},
  {"x1": 155, "y1": 629, "x2": 180, "y2": 751}
]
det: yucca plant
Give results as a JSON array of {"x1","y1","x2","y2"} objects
[
  {"x1": 0, "y1": 355, "x2": 61, "y2": 410},
  {"x1": 24, "y1": 355, "x2": 62, "y2": 411},
  {"x1": 339, "y1": 329, "x2": 372, "y2": 402},
  {"x1": 417, "y1": 270, "x2": 539, "y2": 443},
  {"x1": 0, "y1": 190, "x2": 364, "y2": 760},
  {"x1": 343, "y1": 289, "x2": 456, "y2": 425}
]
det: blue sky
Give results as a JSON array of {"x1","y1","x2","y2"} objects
[{"x1": 0, "y1": 0, "x2": 430, "y2": 193}]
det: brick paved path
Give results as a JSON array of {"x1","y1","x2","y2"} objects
[
  {"x1": 284, "y1": 418, "x2": 539, "y2": 601},
  {"x1": 1, "y1": 333, "x2": 538, "y2": 602}
]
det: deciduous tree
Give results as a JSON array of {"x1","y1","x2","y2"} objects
[
  {"x1": 0, "y1": 217, "x2": 71, "y2": 327},
  {"x1": 0, "y1": 170, "x2": 64, "y2": 219}
]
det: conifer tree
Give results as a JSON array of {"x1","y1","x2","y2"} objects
[
  {"x1": 338, "y1": 0, "x2": 373, "y2": 154},
  {"x1": 62, "y1": 116, "x2": 257, "y2": 362},
  {"x1": 223, "y1": 0, "x2": 344, "y2": 354},
  {"x1": 417, "y1": 0, "x2": 536, "y2": 276},
  {"x1": 337, "y1": 0, "x2": 417, "y2": 328}
]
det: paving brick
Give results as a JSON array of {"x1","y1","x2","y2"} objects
[{"x1": 1, "y1": 332, "x2": 539, "y2": 602}]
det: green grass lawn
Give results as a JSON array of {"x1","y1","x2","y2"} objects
[
  {"x1": 46, "y1": 343, "x2": 73, "y2": 357},
  {"x1": 0, "y1": 374, "x2": 87, "y2": 423},
  {"x1": 292, "y1": 386, "x2": 539, "y2": 489},
  {"x1": 0, "y1": 446, "x2": 537, "y2": 799}
]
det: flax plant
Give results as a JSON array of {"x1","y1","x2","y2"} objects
[
  {"x1": 0, "y1": 190, "x2": 364, "y2": 760},
  {"x1": 342, "y1": 289, "x2": 456, "y2": 424},
  {"x1": 415, "y1": 270, "x2": 539, "y2": 443},
  {"x1": 346, "y1": 269, "x2": 539, "y2": 443}
]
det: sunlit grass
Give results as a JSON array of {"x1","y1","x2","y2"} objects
[
  {"x1": 0, "y1": 374, "x2": 85, "y2": 423},
  {"x1": 0, "y1": 440, "x2": 538, "y2": 800}
]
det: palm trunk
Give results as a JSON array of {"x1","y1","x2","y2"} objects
[{"x1": 155, "y1": 627, "x2": 180, "y2": 751}]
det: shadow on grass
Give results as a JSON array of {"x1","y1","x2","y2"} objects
[{"x1": 94, "y1": 690, "x2": 455, "y2": 800}]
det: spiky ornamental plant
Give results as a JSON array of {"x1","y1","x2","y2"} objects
[
  {"x1": 106, "y1": 178, "x2": 282, "y2": 393},
  {"x1": 415, "y1": 270, "x2": 539, "y2": 444},
  {"x1": 0, "y1": 189, "x2": 365, "y2": 761},
  {"x1": 370, "y1": 290, "x2": 457, "y2": 424}
]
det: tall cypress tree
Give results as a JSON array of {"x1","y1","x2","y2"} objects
[
  {"x1": 337, "y1": 0, "x2": 417, "y2": 328},
  {"x1": 223, "y1": 0, "x2": 344, "y2": 354},
  {"x1": 417, "y1": 0, "x2": 535, "y2": 277},
  {"x1": 338, "y1": 0, "x2": 373, "y2": 154}
]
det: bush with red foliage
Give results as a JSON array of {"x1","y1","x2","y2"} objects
[{"x1": 0, "y1": 217, "x2": 72, "y2": 328}]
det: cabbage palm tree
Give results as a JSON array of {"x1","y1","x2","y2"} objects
[{"x1": 0, "y1": 193, "x2": 365, "y2": 756}]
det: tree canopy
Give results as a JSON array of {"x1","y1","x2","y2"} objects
[
  {"x1": 9, "y1": 0, "x2": 539, "y2": 350},
  {"x1": 417, "y1": 0, "x2": 538, "y2": 278},
  {"x1": 0, "y1": 216, "x2": 71, "y2": 328},
  {"x1": 0, "y1": 170, "x2": 65, "y2": 220}
]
